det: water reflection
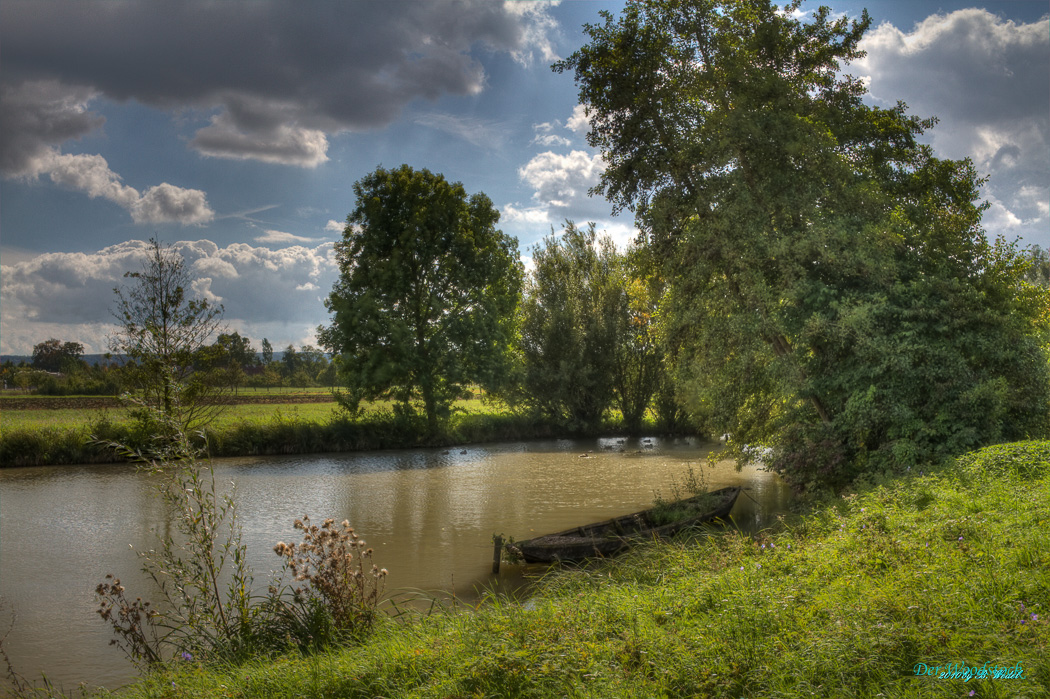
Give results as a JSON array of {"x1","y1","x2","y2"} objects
[{"x1": 0, "y1": 437, "x2": 791, "y2": 691}]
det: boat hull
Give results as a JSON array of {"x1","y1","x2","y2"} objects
[{"x1": 509, "y1": 486, "x2": 741, "y2": 564}]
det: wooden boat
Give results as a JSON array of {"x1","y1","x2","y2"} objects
[{"x1": 507, "y1": 486, "x2": 741, "y2": 564}]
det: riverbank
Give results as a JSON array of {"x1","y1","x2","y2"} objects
[
  {"x1": 0, "y1": 396, "x2": 658, "y2": 467},
  {"x1": 84, "y1": 440, "x2": 1049, "y2": 698}
]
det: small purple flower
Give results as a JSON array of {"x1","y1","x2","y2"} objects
[
  {"x1": 1032, "y1": 613, "x2": 1039, "y2": 621},
  {"x1": 958, "y1": 536, "x2": 963, "y2": 541},
  {"x1": 181, "y1": 651, "x2": 192, "y2": 661},
  {"x1": 969, "y1": 691, "x2": 975, "y2": 697}
]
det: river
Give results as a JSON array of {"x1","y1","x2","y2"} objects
[{"x1": 0, "y1": 436, "x2": 792, "y2": 692}]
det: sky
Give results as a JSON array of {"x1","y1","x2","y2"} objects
[{"x1": 1, "y1": 0, "x2": 1047, "y2": 356}]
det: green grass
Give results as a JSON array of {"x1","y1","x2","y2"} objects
[
  {"x1": 68, "y1": 440, "x2": 1049, "y2": 698},
  {"x1": 0, "y1": 398, "x2": 591, "y2": 466}
]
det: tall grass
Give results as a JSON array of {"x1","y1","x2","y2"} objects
[{"x1": 81, "y1": 440, "x2": 1050, "y2": 698}]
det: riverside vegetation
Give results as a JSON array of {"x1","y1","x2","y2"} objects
[
  {"x1": 8, "y1": 440, "x2": 1046, "y2": 698},
  {"x1": 0, "y1": 393, "x2": 607, "y2": 468}
]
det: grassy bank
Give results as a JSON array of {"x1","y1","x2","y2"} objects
[
  {"x1": 77, "y1": 440, "x2": 1049, "y2": 698},
  {"x1": 0, "y1": 399, "x2": 641, "y2": 467}
]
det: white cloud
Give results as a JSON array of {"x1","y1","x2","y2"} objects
[
  {"x1": 503, "y1": 0, "x2": 561, "y2": 66},
  {"x1": 45, "y1": 151, "x2": 140, "y2": 209},
  {"x1": 853, "y1": 9, "x2": 1049, "y2": 246},
  {"x1": 531, "y1": 121, "x2": 572, "y2": 148},
  {"x1": 325, "y1": 220, "x2": 345, "y2": 234},
  {"x1": 518, "y1": 149, "x2": 607, "y2": 218},
  {"x1": 565, "y1": 104, "x2": 591, "y2": 138},
  {"x1": 132, "y1": 183, "x2": 215, "y2": 224},
  {"x1": 255, "y1": 230, "x2": 323, "y2": 246},
  {"x1": 502, "y1": 203, "x2": 551, "y2": 224},
  {"x1": 1, "y1": 239, "x2": 339, "y2": 354},
  {"x1": 0, "y1": 80, "x2": 215, "y2": 224}
]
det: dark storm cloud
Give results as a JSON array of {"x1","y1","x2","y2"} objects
[{"x1": 1, "y1": 0, "x2": 557, "y2": 166}]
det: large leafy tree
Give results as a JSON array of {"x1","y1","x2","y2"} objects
[
  {"x1": 557, "y1": 0, "x2": 1050, "y2": 487},
  {"x1": 319, "y1": 165, "x2": 523, "y2": 431},
  {"x1": 518, "y1": 222, "x2": 626, "y2": 427},
  {"x1": 31, "y1": 338, "x2": 85, "y2": 373}
]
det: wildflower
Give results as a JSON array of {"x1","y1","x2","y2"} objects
[
  {"x1": 181, "y1": 651, "x2": 192, "y2": 661},
  {"x1": 958, "y1": 536, "x2": 963, "y2": 541},
  {"x1": 1032, "y1": 613, "x2": 1039, "y2": 621}
]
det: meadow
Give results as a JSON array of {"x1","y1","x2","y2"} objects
[
  {"x1": 0, "y1": 392, "x2": 571, "y2": 467},
  {"x1": 66, "y1": 440, "x2": 1050, "y2": 699}
]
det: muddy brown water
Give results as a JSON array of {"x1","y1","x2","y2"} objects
[{"x1": 0, "y1": 436, "x2": 792, "y2": 691}]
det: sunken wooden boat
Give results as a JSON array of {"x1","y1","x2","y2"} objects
[{"x1": 507, "y1": 486, "x2": 741, "y2": 564}]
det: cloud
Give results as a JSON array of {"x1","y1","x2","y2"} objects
[
  {"x1": 413, "y1": 112, "x2": 509, "y2": 150},
  {"x1": 517, "y1": 149, "x2": 607, "y2": 219},
  {"x1": 852, "y1": 9, "x2": 1049, "y2": 245},
  {"x1": 132, "y1": 183, "x2": 215, "y2": 224},
  {"x1": 565, "y1": 104, "x2": 591, "y2": 138},
  {"x1": 0, "y1": 80, "x2": 215, "y2": 224},
  {"x1": 1, "y1": 239, "x2": 339, "y2": 354},
  {"x1": 531, "y1": 122, "x2": 572, "y2": 148},
  {"x1": 0, "y1": 80, "x2": 103, "y2": 177},
  {"x1": 191, "y1": 112, "x2": 330, "y2": 168},
  {"x1": 2, "y1": 0, "x2": 560, "y2": 167},
  {"x1": 325, "y1": 220, "x2": 345, "y2": 234},
  {"x1": 254, "y1": 230, "x2": 323, "y2": 245}
]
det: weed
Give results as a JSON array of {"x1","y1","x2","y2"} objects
[{"x1": 273, "y1": 516, "x2": 388, "y2": 637}]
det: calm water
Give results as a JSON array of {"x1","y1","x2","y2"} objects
[{"x1": 0, "y1": 436, "x2": 792, "y2": 692}]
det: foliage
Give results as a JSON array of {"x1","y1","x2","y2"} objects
[
  {"x1": 109, "y1": 238, "x2": 228, "y2": 436},
  {"x1": 93, "y1": 410, "x2": 392, "y2": 673},
  {"x1": 517, "y1": 222, "x2": 626, "y2": 428},
  {"x1": 555, "y1": 0, "x2": 1050, "y2": 488},
  {"x1": 94, "y1": 426, "x2": 257, "y2": 667},
  {"x1": 1023, "y1": 245, "x2": 1050, "y2": 288},
  {"x1": 320, "y1": 165, "x2": 523, "y2": 433},
  {"x1": 31, "y1": 339, "x2": 85, "y2": 373}
]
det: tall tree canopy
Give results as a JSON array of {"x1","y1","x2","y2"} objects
[
  {"x1": 518, "y1": 222, "x2": 626, "y2": 428},
  {"x1": 557, "y1": 0, "x2": 1050, "y2": 487},
  {"x1": 319, "y1": 165, "x2": 523, "y2": 431},
  {"x1": 31, "y1": 338, "x2": 85, "y2": 373}
]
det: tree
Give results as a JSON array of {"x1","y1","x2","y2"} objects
[
  {"x1": 261, "y1": 338, "x2": 274, "y2": 365},
  {"x1": 319, "y1": 165, "x2": 523, "y2": 431},
  {"x1": 110, "y1": 238, "x2": 227, "y2": 434},
  {"x1": 518, "y1": 222, "x2": 626, "y2": 427},
  {"x1": 1023, "y1": 246, "x2": 1049, "y2": 288},
  {"x1": 32, "y1": 338, "x2": 85, "y2": 373},
  {"x1": 557, "y1": 0, "x2": 1050, "y2": 487}
]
